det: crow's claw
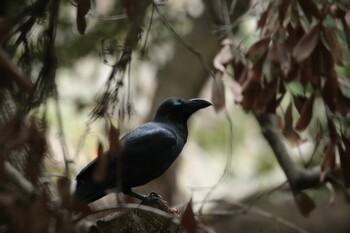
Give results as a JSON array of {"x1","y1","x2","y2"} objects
[{"x1": 140, "y1": 192, "x2": 162, "y2": 205}]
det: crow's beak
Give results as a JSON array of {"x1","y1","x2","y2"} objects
[{"x1": 187, "y1": 98, "x2": 212, "y2": 111}]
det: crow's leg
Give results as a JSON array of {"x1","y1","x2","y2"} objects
[
  {"x1": 122, "y1": 189, "x2": 162, "y2": 204},
  {"x1": 122, "y1": 188, "x2": 148, "y2": 201}
]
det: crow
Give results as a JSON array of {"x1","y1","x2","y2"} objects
[{"x1": 74, "y1": 97, "x2": 212, "y2": 203}]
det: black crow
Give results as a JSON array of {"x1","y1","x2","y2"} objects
[{"x1": 74, "y1": 97, "x2": 211, "y2": 203}]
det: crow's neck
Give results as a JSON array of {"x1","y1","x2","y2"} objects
[{"x1": 155, "y1": 118, "x2": 188, "y2": 138}]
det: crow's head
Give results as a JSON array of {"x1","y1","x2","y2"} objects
[{"x1": 155, "y1": 97, "x2": 212, "y2": 123}]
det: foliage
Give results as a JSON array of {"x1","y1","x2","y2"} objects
[{"x1": 212, "y1": 0, "x2": 350, "y2": 191}]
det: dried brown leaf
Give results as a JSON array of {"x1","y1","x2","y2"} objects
[
  {"x1": 320, "y1": 141, "x2": 336, "y2": 182},
  {"x1": 329, "y1": 4, "x2": 346, "y2": 19},
  {"x1": 336, "y1": 91, "x2": 350, "y2": 116},
  {"x1": 308, "y1": 42, "x2": 322, "y2": 87},
  {"x1": 93, "y1": 142, "x2": 108, "y2": 183},
  {"x1": 241, "y1": 79, "x2": 260, "y2": 111},
  {"x1": 284, "y1": 103, "x2": 293, "y2": 129},
  {"x1": 249, "y1": 52, "x2": 267, "y2": 81},
  {"x1": 76, "y1": 0, "x2": 91, "y2": 35},
  {"x1": 293, "y1": 96, "x2": 307, "y2": 113},
  {"x1": 246, "y1": 37, "x2": 270, "y2": 59},
  {"x1": 295, "y1": 94, "x2": 315, "y2": 131},
  {"x1": 293, "y1": 191, "x2": 316, "y2": 216},
  {"x1": 232, "y1": 59, "x2": 245, "y2": 81},
  {"x1": 322, "y1": 75, "x2": 338, "y2": 113},
  {"x1": 181, "y1": 199, "x2": 197, "y2": 233},
  {"x1": 323, "y1": 26, "x2": 343, "y2": 65},
  {"x1": 214, "y1": 38, "x2": 234, "y2": 72},
  {"x1": 318, "y1": 40, "x2": 336, "y2": 79},
  {"x1": 341, "y1": 18, "x2": 350, "y2": 49},
  {"x1": 327, "y1": 116, "x2": 338, "y2": 142},
  {"x1": 277, "y1": 42, "x2": 290, "y2": 74},
  {"x1": 266, "y1": 93, "x2": 284, "y2": 114},
  {"x1": 285, "y1": 62, "x2": 299, "y2": 82},
  {"x1": 257, "y1": 3, "x2": 271, "y2": 29},
  {"x1": 108, "y1": 122, "x2": 123, "y2": 155},
  {"x1": 292, "y1": 24, "x2": 320, "y2": 62},
  {"x1": 297, "y1": 0, "x2": 321, "y2": 22},
  {"x1": 338, "y1": 140, "x2": 350, "y2": 187},
  {"x1": 278, "y1": 1, "x2": 291, "y2": 26},
  {"x1": 256, "y1": 79, "x2": 277, "y2": 112},
  {"x1": 211, "y1": 72, "x2": 226, "y2": 112},
  {"x1": 282, "y1": 104, "x2": 305, "y2": 145}
]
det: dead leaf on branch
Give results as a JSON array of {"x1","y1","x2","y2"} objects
[
  {"x1": 246, "y1": 37, "x2": 270, "y2": 59},
  {"x1": 341, "y1": 17, "x2": 350, "y2": 49},
  {"x1": 213, "y1": 38, "x2": 234, "y2": 73},
  {"x1": 257, "y1": 3, "x2": 271, "y2": 29},
  {"x1": 211, "y1": 72, "x2": 226, "y2": 112},
  {"x1": 336, "y1": 90, "x2": 350, "y2": 116},
  {"x1": 278, "y1": 1, "x2": 292, "y2": 26},
  {"x1": 282, "y1": 103, "x2": 305, "y2": 145},
  {"x1": 338, "y1": 139, "x2": 350, "y2": 187},
  {"x1": 108, "y1": 121, "x2": 124, "y2": 155},
  {"x1": 293, "y1": 191, "x2": 316, "y2": 216},
  {"x1": 241, "y1": 78, "x2": 260, "y2": 111},
  {"x1": 329, "y1": 4, "x2": 346, "y2": 19},
  {"x1": 181, "y1": 199, "x2": 197, "y2": 233},
  {"x1": 93, "y1": 142, "x2": 108, "y2": 183},
  {"x1": 322, "y1": 74, "x2": 338, "y2": 113},
  {"x1": 320, "y1": 141, "x2": 336, "y2": 182},
  {"x1": 292, "y1": 23, "x2": 320, "y2": 62},
  {"x1": 75, "y1": 0, "x2": 91, "y2": 35},
  {"x1": 295, "y1": 94, "x2": 315, "y2": 131},
  {"x1": 297, "y1": 0, "x2": 321, "y2": 22},
  {"x1": 248, "y1": 51, "x2": 267, "y2": 81},
  {"x1": 323, "y1": 26, "x2": 343, "y2": 65}
]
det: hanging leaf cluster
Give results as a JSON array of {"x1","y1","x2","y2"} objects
[{"x1": 234, "y1": 0, "x2": 350, "y2": 188}]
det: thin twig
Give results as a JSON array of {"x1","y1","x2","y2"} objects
[
  {"x1": 89, "y1": 12, "x2": 127, "y2": 21},
  {"x1": 141, "y1": 4, "x2": 155, "y2": 56},
  {"x1": 53, "y1": 91, "x2": 70, "y2": 176},
  {"x1": 154, "y1": 4, "x2": 215, "y2": 79},
  {"x1": 195, "y1": 198, "x2": 311, "y2": 233}
]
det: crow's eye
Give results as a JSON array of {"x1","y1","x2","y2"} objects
[
  {"x1": 172, "y1": 101, "x2": 183, "y2": 109},
  {"x1": 176, "y1": 99, "x2": 185, "y2": 106}
]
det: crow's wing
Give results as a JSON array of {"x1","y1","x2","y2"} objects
[
  {"x1": 74, "y1": 122, "x2": 181, "y2": 202},
  {"x1": 75, "y1": 123, "x2": 176, "y2": 179},
  {"x1": 120, "y1": 122, "x2": 181, "y2": 188}
]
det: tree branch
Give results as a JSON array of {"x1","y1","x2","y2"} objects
[{"x1": 254, "y1": 113, "x2": 322, "y2": 191}]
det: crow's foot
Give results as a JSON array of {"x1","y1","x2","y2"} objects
[{"x1": 140, "y1": 192, "x2": 162, "y2": 205}]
